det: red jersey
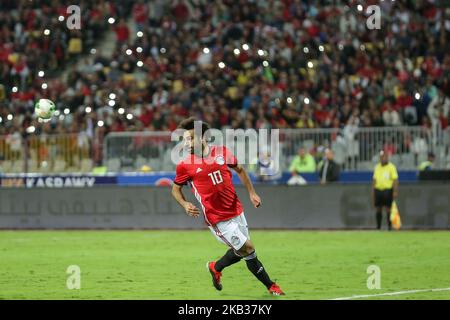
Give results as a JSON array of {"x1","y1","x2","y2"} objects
[{"x1": 174, "y1": 145, "x2": 243, "y2": 226}]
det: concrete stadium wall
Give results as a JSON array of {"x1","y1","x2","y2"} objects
[{"x1": 0, "y1": 184, "x2": 449, "y2": 229}]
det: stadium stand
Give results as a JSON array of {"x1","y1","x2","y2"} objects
[{"x1": 0, "y1": 0, "x2": 449, "y2": 173}]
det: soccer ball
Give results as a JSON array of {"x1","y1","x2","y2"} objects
[{"x1": 35, "y1": 98, "x2": 56, "y2": 122}]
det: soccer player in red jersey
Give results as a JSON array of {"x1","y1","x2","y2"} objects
[{"x1": 171, "y1": 118, "x2": 284, "y2": 296}]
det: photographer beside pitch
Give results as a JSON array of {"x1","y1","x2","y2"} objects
[
  {"x1": 171, "y1": 118, "x2": 285, "y2": 296},
  {"x1": 372, "y1": 151, "x2": 399, "y2": 230}
]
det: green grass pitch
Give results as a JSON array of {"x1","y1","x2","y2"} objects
[{"x1": 0, "y1": 230, "x2": 449, "y2": 300}]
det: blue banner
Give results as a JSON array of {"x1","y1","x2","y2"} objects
[
  {"x1": 0, "y1": 175, "x2": 117, "y2": 188},
  {"x1": 0, "y1": 171, "x2": 418, "y2": 188}
]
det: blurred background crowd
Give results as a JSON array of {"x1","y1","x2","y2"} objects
[{"x1": 0, "y1": 0, "x2": 449, "y2": 168}]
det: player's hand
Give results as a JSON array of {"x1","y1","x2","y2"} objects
[
  {"x1": 250, "y1": 192, "x2": 261, "y2": 208},
  {"x1": 183, "y1": 202, "x2": 200, "y2": 217}
]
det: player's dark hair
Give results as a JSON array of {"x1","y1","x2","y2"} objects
[{"x1": 178, "y1": 117, "x2": 210, "y2": 138}]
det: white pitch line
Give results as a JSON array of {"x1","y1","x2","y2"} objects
[{"x1": 330, "y1": 287, "x2": 450, "y2": 300}]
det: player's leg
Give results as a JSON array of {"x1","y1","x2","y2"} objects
[
  {"x1": 209, "y1": 216, "x2": 246, "y2": 273},
  {"x1": 376, "y1": 207, "x2": 383, "y2": 230},
  {"x1": 238, "y1": 239, "x2": 273, "y2": 289},
  {"x1": 237, "y1": 240, "x2": 284, "y2": 295},
  {"x1": 385, "y1": 206, "x2": 392, "y2": 230},
  {"x1": 214, "y1": 248, "x2": 242, "y2": 272},
  {"x1": 385, "y1": 189, "x2": 393, "y2": 231},
  {"x1": 207, "y1": 221, "x2": 243, "y2": 291},
  {"x1": 208, "y1": 222, "x2": 242, "y2": 271},
  {"x1": 208, "y1": 214, "x2": 284, "y2": 295},
  {"x1": 236, "y1": 213, "x2": 284, "y2": 294},
  {"x1": 374, "y1": 190, "x2": 383, "y2": 229},
  {"x1": 211, "y1": 213, "x2": 249, "y2": 272}
]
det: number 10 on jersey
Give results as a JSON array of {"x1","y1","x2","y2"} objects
[{"x1": 208, "y1": 170, "x2": 223, "y2": 185}]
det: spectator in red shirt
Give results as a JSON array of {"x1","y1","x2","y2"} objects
[
  {"x1": 172, "y1": 0, "x2": 190, "y2": 24},
  {"x1": 114, "y1": 19, "x2": 130, "y2": 43},
  {"x1": 132, "y1": 0, "x2": 148, "y2": 32},
  {"x1": 139, "y1": 105, "x2": 154, "y2": 127},
  {"x1": 313, "y1": 103, "x2": 329, "y2": 126},
  {"x1": 395, "y1": 89, "x2": 413, "y2": 110}
]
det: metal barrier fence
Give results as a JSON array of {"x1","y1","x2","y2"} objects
[
  {"x1": 103, "y1": 127, "x2": 450, "y2": 173},
  {"x1": 279, "y1": 126, "x2": 450, "y2": 171},
  {"x1": 1, "y1": 127, "x2": 449, "y2": 174},
  {"x1": 0, "y1": 133, "x2": 92, "y2": 173}
]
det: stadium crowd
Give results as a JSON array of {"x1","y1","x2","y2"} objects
[
  {"x1": 0, "y1": 1, "x2": 449, "y2": 146},
  {"x1": 0, "y1": 0, "x2": 133, "y2": 133}
]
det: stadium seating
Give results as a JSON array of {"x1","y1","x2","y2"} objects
[{"x1": 0, "y1": 1, "x2": 449, "y2": 173}]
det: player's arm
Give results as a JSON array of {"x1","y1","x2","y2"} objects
[
  {"x1": 372, "y1": 178, "x2": 376, "y2": 207},
  {"x1": 392, "y1": 166, "x2": 399, "y2": 199},
  {"x1": 171, "y1": 183, "x2": 200, "y2": 217},
  {"x1": 231, "y1": 164, "x2": 261, "y2": 208},
  {"x1": 392, "y1": 179, "x2": 399, "y2": 199}
]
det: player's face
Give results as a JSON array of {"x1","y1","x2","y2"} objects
[
  {"x1": 183, "y1": 129, "x2": 204, "y2": 154},
  {"x1": 380, "y1": 153, "x2": 388, "y2": 165}
]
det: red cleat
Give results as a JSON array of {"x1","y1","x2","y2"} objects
[
  {"x1": 207, "y1": 261, "x2": 222, "y2": 291},
  {"x1": 268, "y1": 283, "x2": 285, "y2": 296}
]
